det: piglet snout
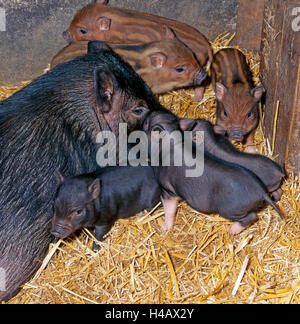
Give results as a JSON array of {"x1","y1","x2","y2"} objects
[
  {"x1": 194, "y1": 69, "x2": 207, "y2": 85},
  {"x1": 51, "y1": 223, "x2": 72, "y2": 238},
  {"x1": 228, "y1": 130, "x2": 244, "y2": 142},
  {"x1": 62, "y1": 31, "x2": 73, "y2": 44}
]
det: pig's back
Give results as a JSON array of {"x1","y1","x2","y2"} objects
[
  {"x1": 168, "y1": 153, "x2": 267, "y2": 214},
  {"x1": 51, "y1": 41, "x2": 88, "y2": 69},
  {"x1": 212, "y1": 48, "x2": 253, "y2": 88},
  {"x1": 72, "y1": 4, "x2": 212, "y2": 66},
  {"x1": 99, "y1": 166, "x2": 161, "y2": 219},
  {"x1": 208, "y1": 133, "x2": 284, "y2": 191}
]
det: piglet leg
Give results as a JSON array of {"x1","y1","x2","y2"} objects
[
  {"x1": 161, "y1": 196, "x2": 180, "y2": 231},
  {"x1": 244, "y1": 131, "x2": 256, "y2": 153},
  {"x1": 193, "y1": 86, "x2": 205, "y2": 102},
  {"x1": 92, "y1": 223, "x2": 113, "y2": 250},
  {"x1": 229, "y1": 212, "x2": 257, "y2": 235},
  {"x1": 271, "y1": 188, "x2": 283, "y2": 202}
]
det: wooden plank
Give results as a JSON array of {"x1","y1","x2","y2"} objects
[
  {"x1": 235, "y1": 0, "x2": 265, "y2": 51},
  {"x1": 260, "y1": 0, "x2": 300, "y2": 173}
]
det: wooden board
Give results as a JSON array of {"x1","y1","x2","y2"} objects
[
  {"x1": 235, "y1": 0, "x2": 265, "y2": 51},
  {"x1": 260, "y1": 0, "x2": 300, "y2": 173}
]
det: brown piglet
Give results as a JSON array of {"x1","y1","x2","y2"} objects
[
  {"x1": 211, "y1": 48, "x2": 265, "y2": 153},
  {"x1": 62, "y1": 0, "x2": 213, "y2": 100},
  {"x1": 51, "y1": 26, "x2": 205, "y2": 95}
]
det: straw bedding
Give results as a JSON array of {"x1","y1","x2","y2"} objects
[{"x1": 1, "y1": 33, "x2": 300, "y2": 304}]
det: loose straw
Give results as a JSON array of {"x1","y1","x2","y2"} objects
[
  {"x1": 232, "y1": 255, "x2": 249, "y2": 296},
  {"x1": 272, "y1": 101, "x2": 280, "y2": 155}
]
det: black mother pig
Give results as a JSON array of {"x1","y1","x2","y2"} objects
[
  {"x1": 51, "y1": 166, "x2": 161, "y2": 249},
  {"x1": 143, "y1": 112, "x2": 283, "y2": 234},
  {"x1": 179, "y1": 118, "x2": 285, "y2": 201},
  {"x1": 0, "y1": 40, "x2": 167, "y2": 301}
]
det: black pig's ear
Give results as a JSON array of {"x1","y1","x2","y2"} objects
[
  {"x1": 88, "y1": 40, "x2": 111, "y2": 54},
  {"x1": 213, "y1": 125, "x2": 226, "y2": 135},
  {"x1": 95, "y1": 0, "x2": 109, "y2": 4},
  {"x1": 55, "y1": 170, "x2": 65, "y2": 186},
  {"x1": 179, "y1": 118, "x2": 196, "y2": 131},
  {"x1": 94, "y1": 66, "x2": 117, "y2": 112},
  {"x1": 88, "y1": 179, "x2": 101, "y2": 200}
]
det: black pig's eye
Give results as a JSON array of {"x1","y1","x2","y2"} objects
[
  {"x1": 152, "y1": 125, "x2": 164, "y2": 132},
  {"x1": 175, "y1": 67, "x2": 185, "y2": 74},
  {"x1": 132, "y1": 107, "x2": 146, "y2": 115},
  {"x1": 76, "y1": 209, "x2": 83, "y2": 215},
  {"x1": 80, "y1": 28, "x2": 88, "y2": 35},
  {"x1": 247, "y1": 111, "x2": 253, "y2": 119},
  {"x1": 223, "y1": 109, "x2": 228, "y2": 118}
]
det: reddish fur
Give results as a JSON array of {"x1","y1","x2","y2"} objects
[
  {"x1": 51, "y1": 37, "x2": 203, "y2": 94},
  {"x1": 64, "y1": 2, "x2": 213, "y2": 69},
  {"x1": 211, "y1": 48, "x2": 264, "y2": 145},
  {"x1": 218, "y1": 85, "x2": 259, "y2": 134}
]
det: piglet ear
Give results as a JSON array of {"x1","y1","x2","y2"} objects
[
  {"x1": 213, "y1": 124, "x2": 226, "y2": 135},
  {"x1": 94, "y1": 66, "x2": 117, "y2": 112},
  {"x1": 97, "y1": 17, "x2": 111, "y2": 31},
  {"x1": 163, "y1": 25, "x2": 176, "y2": 40},
  {"x1": 88, "y1": 40, "x2": 111, "y2": 54},
  {"x1": 251, "y1": 86, "x2": 265, "y2": 102},
  {"x1": 55, "y1": 170, "x2": 65, "y2": 186},
  {"x1": 95, "y1": 0, "x2": 109, "y2": 4},
  {"x1": 215, "y1": 82, "x2": 227, "y2": 101},
  {"x1": 150, "y1": 52, "x2": 167, "y2": 69},
  {"x1": 179, "y1": 118, "x2": 196, "y2": 131},
  {"x1": 88, "y1": 179, "x2": 101, "y2": 200}
]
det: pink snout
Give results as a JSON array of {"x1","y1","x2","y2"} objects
[{"x1": 228, "y1": 130, "x2": 244, "y2": 142}]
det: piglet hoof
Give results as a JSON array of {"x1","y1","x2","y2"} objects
[
  {"x1": 92, "y1": 241, "x2": 102, "y2": 251},
  {"x1": 244, "y1": 145, "x2": 257, "y2": 154},
  {"x1": 229, "y1": 222, "x2": 246, "y2": 235},
  {"x1": 161, "y1": 222, "x2": 172, "y2": 232}
]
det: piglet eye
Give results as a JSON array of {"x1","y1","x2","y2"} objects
[
  {"x1": 223, "y1": 109, "x2": 228, "y2": 118},
  {"x1": 247, "y1": 111, "x2": 253, "y2": 118},
  {"x1": 132, "y1": 106, "x2": 147, "y2": 115},
  {"x1": 175, "y1": 67, "x2": 185, "y2": 74},
  {"x1": 76, "y1": 209, "x2": 83, "y2": 215},
  {"x1": 80, "y1": 28, "x2": 88, "y2": 35},
  {"x1": 152, "y1": 126, "x2": 163, "y2": 132}
]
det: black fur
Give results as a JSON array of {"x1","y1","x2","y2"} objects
[
  {"x1": 0, "y1": 40, "x2": 171, "y2": 301},
  {"x1": 52, "y1": 166, "x2": 161, "y2": 246}
]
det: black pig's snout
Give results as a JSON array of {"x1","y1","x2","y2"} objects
[
  {"x1": 62, "y1": 31, "x2": 72, "y2": 44},
  {"x1": 51, "y1": 223, "x2": 71, "y2": 238},
  {"x1": 194, "y1": 69, "x2": 207, "y2": 85}
]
